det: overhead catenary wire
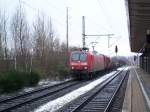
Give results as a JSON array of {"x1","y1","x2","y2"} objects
[
  {"x1": 60, "y1": 0, "x2": 114, "y2": 38},
  {"x1": 108, "y1": 36, "x2": 122, "y2": 48},
  {"x1": 86, "y1": 17, "x2": 111, "y2": 33},
  {"x1": 80, "y1": 0, "x2": 116, "y2": 50},
  {"x1": 96, "y1": 0, "x2": 113, "y2": 32},
  {"x1": 82, "y1": 14, "x2": 114, "y2": 48},
  {"x1": 21, "y1": 0, "x2": 66, "y2": 27},
  {"x1": 96, "y1": 0, "x2": 126, "y2": 54},
  {"x1": 45, "y1": 0, "x2": 67, "y2": 17},
  {"x1": 21, "y1": 0, "x2": 120, "y2": 52}
]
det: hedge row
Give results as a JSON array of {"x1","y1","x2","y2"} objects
[{"x1": 0, "y1": 70, "x2": 40, "y2": 93}]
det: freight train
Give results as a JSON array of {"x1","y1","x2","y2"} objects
[{"x1": 69, "y1": 48, "x2": 111, "y2": 79}]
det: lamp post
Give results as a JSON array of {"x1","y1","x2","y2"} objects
[{"x1": 30, "y1": 48, "x2": 33, "y2": 73}]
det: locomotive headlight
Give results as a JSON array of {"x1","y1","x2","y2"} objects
[
  {"x1": 71, "y1": 66, "x2": 74, "y2": 69},
  {"x1": 84, "y1": 66, "x2": 88, "y2": 69}
]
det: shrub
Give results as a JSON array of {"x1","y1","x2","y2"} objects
[
  {"x1": 57, "y1": 64, "x2": 70, "y2": 80},
  {"x1": 0, "y1": 70, "x2": 40, "y2": 93},
  {"x1": 27, "y1": 71, "x2": 40, "y2": 86},
  {"x1": 0, "y1": 71, "x2": 23, "y2": 92}
]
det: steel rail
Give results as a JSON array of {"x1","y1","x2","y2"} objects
[
  {"x1": 70, "y1": 67, "x2": 126, "y2": 112},
  {"x1": 0, "y1": 80, "x2": 79, "y2": 112},
  {"x1": 0, "y1": 79, "x2": 75, "y2": 104},
  {"x1": 104, "y1": 70, "x2": 129, "y2": 112}
]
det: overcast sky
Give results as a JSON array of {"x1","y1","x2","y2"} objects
[{"x1": 0, "y1": 0, "x2": 130, "y2": 56}]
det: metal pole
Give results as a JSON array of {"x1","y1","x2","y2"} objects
[
  {"x1": 108, "y1": 36, "x2": 110, "y2": 48},
  {"x1": 66, "y1": 7, "x2": 69, "y2": 66},
  {"x1": 15, "y1": 57, "x2": 17, "y2": 70},
  {"x1": 29, "y1": 48, "x2": 33, "y2": 73},
  {"x1": 107, "y1": 35, "x2": 114, "y2": 48},
  {"x1": 66, "y1": 7, "x2": 69, "y2": 53},
  {"x1": 82, "y1": 16, "x2": 85, "y2": 48},
  {"x1": 90, "y1": 42, "x2": 98, "y2": 51},
  {"x1": 0, "y1": 33, "x2": 1, "y2": 58},
  {"x1": 92, "y1": 45, "x2": 94, "y2": 51}
]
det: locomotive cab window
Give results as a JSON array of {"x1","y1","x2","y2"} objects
[
  {"x1": 71, "y1": 53, "x2": 80, "y2": 61},
  {"x1": 80, "y1": 53, "x2": 87, "y2": 61},
  {"x1": 71, "y1": 53, "x2": 87, "y2": 61}
]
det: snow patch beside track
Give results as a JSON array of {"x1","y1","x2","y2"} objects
[{"x1": 34, "y1": 69, "x2": 123, "y2": 112}]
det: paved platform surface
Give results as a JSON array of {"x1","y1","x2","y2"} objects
[{"x1": 122, "y1": 66, "x2": 150, "y2": 112}]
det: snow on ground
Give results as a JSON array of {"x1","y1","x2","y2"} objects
[
  {"x1": 34, "y1": 69, "x2": 123, "y2": 112},
  {"x1": 23, "y1": 80, "x2": 62, "y2": 93},
  {"x1": 23, "y1": 78, "x2": 72, "y2": 93},
  {"x1": 0, "y1": 77, "x2": 72, "y2": 101},
  {"x1": 38, "y1": 80, "x2": 61, "y2": 87},
  {"x1": 23, "y1": 88, "x2": 35, "y2": 92},
  {"x1": 117, "y1": 66, "x2": 129, "y2": 72},
  {"x1": 117, "y1": 66, "x2": 126, "y2": 71},
  {"x1": 38, "y1": 78, "x2": 72, "y2": 87}
]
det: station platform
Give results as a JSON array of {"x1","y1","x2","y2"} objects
[{"x1": 122, "y1": 66, "x2": 150, "y2": 112}]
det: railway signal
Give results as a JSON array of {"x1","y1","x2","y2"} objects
[
  {"x1": 134, "y1": 55, "x2": 136, "y2": 61},
  {"x1": 82, "y1": 16, "x2": 86, "y2": 48},
  {"x1": 115, "y1": 45, "x2": 118, "y2": 56},
  {"x1": 146, "y1": 30, "x2": 150, "y2": 44}
]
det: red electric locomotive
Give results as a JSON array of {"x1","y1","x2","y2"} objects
[{"x1": 69, "y1": 48, "x2": 111, "y2": 79}]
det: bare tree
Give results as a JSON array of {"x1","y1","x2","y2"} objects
[
  {"x1": 2, "y1": 11, "x2": 8, "y2": 59},
  {"x1": 11, "y1": 8, "x2": 31, "y2": 70},
  {"x1": 32, "y1": 14, "x2": 47, "y2": 72},
  {"x1": 0, "y1": 33, "x2": 3, "y2": 58},
  {"x1": 0, "y1": 7, "x2": 71, "y2": 79},
  {"x1": 0, "y1": 11, "x2": 8, "y2": 59},
  {"x1": 32, "y1": 14, "x2": 66, "y2": 77}
]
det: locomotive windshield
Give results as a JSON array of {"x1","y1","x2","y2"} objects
[
  {"x1": 80, "y1": 53, "x2": 87, "y2": 61},
  {"x1": 71, "y1": 53, "x2": 79, "y2": 61},
  {"x1": 71, "y1": 53, "x2": 87, "y2": 61}
]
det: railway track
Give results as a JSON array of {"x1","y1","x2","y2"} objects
[
  {"x1": 0, "y1": 79, "x2": 83, "y2": 112},
  {"x1": 59, "y1": 67, "x2": 129, "y2": 112},
  {"x1": 0, "y1": 68, "x2": 125, "y2": 112},
  {"x1": 0, "y1": 72, "x2": 108, "y2": 112},
  {"x1": 0, "y1": 79, "x2": 74, "y2": 103}
]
